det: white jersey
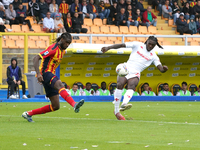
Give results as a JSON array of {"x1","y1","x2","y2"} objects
[{"x1": 125, "y1": 42, "x2": 161, "y2": 74}]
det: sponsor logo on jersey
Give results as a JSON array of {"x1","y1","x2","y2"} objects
[{"x1": 137, "y1": 51, "x2": 150, "y2": 61}]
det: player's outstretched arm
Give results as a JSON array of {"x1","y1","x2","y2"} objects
[
  {"x1": 157, "y1": 65, "x2": 168, "y2": 73},
  {"x1": 101, "y1": 44, "x2": 126, "y2": 53},
  {"x1": 33, "y1": 55, "x2": 44, "y2": 84}
]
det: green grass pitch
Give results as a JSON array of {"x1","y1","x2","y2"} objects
[{"x1": 0, "y1": 102, "x2": 200, "y2": 150}]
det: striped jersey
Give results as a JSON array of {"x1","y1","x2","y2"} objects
[
  {"x1": 59, "y1": 3, "x2": 69, "y2": 14},
  {"x1": 39, "y1": 43, "x2": 65, "y2": 74}
]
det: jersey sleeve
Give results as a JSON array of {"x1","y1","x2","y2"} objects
[
  {"x1": 153, "y1": 54, "x2": 162, "y2": 67},
  {"x1": 39, "y1": 48, "x2": 56, "y2": 59},
  {"x1": 125, "y1": 41, "x2": 140, "y2": 49}
]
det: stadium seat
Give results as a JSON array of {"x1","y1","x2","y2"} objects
[
  {"x1": 138, "y1": 26, "x2": 148, "y2": 34},
  {"x1": 171, "y1": 84, "x2": 181, "y2": 96},
  {"x1": 100, "y1": 25, "x2": 110, "y2": 34},
  {"x1": 4, "y1": 24, "x2": 11, "y2": 30},
  {"x1": 22, "y1": 25, "x2": 33, "y2": 32},
  {"x1": 148, "y1": 26, "x2": 157, "y2": 34},
  {"x1": 119, "y1": 26, "x2": 129, "y2": 34},
  {"x1": 39, "y1": 36, "x2": 49, "y2": 41},
  {"x1": 36, "y1": 40, "x2": 46, "y2": 49},
  {"x1": 28, "y1": 40, "x2": 37, "y2": 49},
  {"x1": 12, "y1": 25, "x2": 22, "y2": 32},
  {"x1": 136, "y1": 37, "x2": 147, "y2": 42},
  {"x1": 84, "y1": 18, "x2": 93, "y2": 26},
  {"x1": 95, "y1": 40, "x2": 104, "y2": 44},
  {"x1": 2, "y1": 40, "x2": 6, "y2": 48},
  {"x1": 73, "y1": 40, "x2": 85, "y2": 43},
  {"x1": 82, "y1": 25, "x2": 91, "y2": 33},
  {"x1": 114, "y1": 40, "x2": 122, "y2": 44},
  {"x1": 126, "y1": 37, "x2": 136, "y2": 42},
  {"x1": 129, "y1": 26, "x2": 138, "y2": 34},
  {"x1": 103, "y1": 19, "x2": 107, "y2": 25},
  {"x1": 193, "y1": 38, "x2": 200, "y2": 42},
  {"x1": 6, "y1": 39, "x2": 17, "y2": 48},
  {"x1": 15, "y1": 40, "x2": 24, "y2": 48},
  {"x1": 32, "y1": 25, "x2": 43, "y2": 33},
  {"x1": 188, "y1": 83, "x2": 197, "y2": 96},
  {"x1": 79, "y1": 36, "x2": 89, "y2": 41},
  {"x1": 108, "y1": 82, "x2": 117, "y2": 95},
  {"x1": 104, "y1": 40, "x2": 114, "y2": 44},
  {"x1": 19, "y1": 36, "x2": 24, "y2": 40},
  {"x1": 190, "y1": 41, "x2": 199, "y2": 46},
  {"x1": 91, "y1": 25, "x2": 100, "y2": 33},
  {"x1": 157, "y1": 37, "x2": 164, "y2": 42},
  {"x1": 98, "y1": 36, "x2": 108, "y2": 41},
  {"x1": 75, "y1": 81, "x2": 84, "y2": 89},
  {"x1": 161, "y1": 41, "x2": 171, "y2": 45},
  {"x1": 110, "y1": 26, "x2": 119, "y2": 34},
  {"x1": 108, "y1": 36, "x2": 117, "y2": 41},
  {"x1": 93, "y1": 18, "x2": 102, "y2": 26},
  {"x1": 91, "y1": 83, "x2": 99, "y2": 92},
  {"x1": 156, "y1": 83, "x2": 164, "y2": 95},
  {"x1": 9, "y1": 36, "x2": 19, "y2": 40},
  {"x1": 29, "y1": 36, "x2": 39, "y2": 40}
]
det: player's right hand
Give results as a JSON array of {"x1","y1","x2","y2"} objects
[
  {"x1": 101, "y1": 47, "x2": 109, "y2": 53},
  {"x1": 37, "y1": 74, "x2": 44, "y2": 85}
]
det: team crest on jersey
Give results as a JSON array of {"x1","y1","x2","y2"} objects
[
  {"x1": 140, "y1": 46, "x2": 143, "y2": 49},
  {"x1": 150, "y1": 53, "x2": 153, "y2": 56},
  {"x1": 44, "y1": 51, "x2": 49, "y2": 55}
]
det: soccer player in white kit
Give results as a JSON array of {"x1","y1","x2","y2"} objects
[{"x1": 101, "y1": 36, "x2": 168, "y2": 120}]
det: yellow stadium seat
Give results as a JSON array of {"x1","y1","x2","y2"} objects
[
  {"x1": 148, "y1": 26, "x2": 157, "y2": 34},
  {"x1": 114, "y1": 40, "x2": 122, "y2": 44},
  {"x1": 95, "y1": 40, "x2": 104, "y2": 44},
  {"x1": 29, "y1": 36, "x2": 39, "y2": 40},
  {"x1": 84, "y1": 18, "x2": 93, "y2": 26},
  {"x1": 136, "y1": 37, "x2": 147, "y2": 42},
  {"x1": 12, "y1": 25, "x2": 22, "y2": 32},
  {"x1": 28, "y1": 40, "x2": 37, "y2": 49},
  {"x1": 110, "y1": 26, "x2": 119, "y2": 34},
  {"x1": 79, "y1": 36, "x2": 89, "y2": 41},
  {"x1": 32, "y1": 25, "x2": 43, "y2": 33},
  {"x1": 190, "y1": 41, "x2": 199, "y2": 46},
  {"x1": 103, "y1": 19, "x2": 107, "y2": 25},
  {"x1": 129, "y1": 26, "x2": 138, "y2": 34},
  {"x1": 108, "y1": 37, "x2": 117, "y2": 41},
  {"x1": 39, "y1": 36, "x2": 49, "y2": 41},
  {"x1": 100, "y1": 25, "x2": 110, "y2": 34},
  {"x1": 157, "y1": 37, "x2": 164, "y2": 42},
  {"x1": 93, "y1": 18, "x2": 102, "y2": 26},
  {"x1": 98, "y1": 36, "x2": 108, "y2": 41},
  {"x1": 19, "y1": 36, "x2": 24, "y2": 40},
  {"x1": 138, "y1": 26, "x2": 148, "y2": 34},
  {"x1": 6, "y1": 39, "x2": 17, "y2": 48},
  {"x1": 9, "y1": 36, "x2": 19, "y2": 40},
  {"x1": 73, "y1": 40, "x2": 85, "y2": 43},
  {"x1": 15, "y1": 40, "x2": 24, "y2": 48},
  {"x1": 104, "y1": 40, "x2": 114, "y2": 44},
  {"x1": 91, "y1": 25, "x2": 100, "y2": 33},
  {"x1": 168, "y1": 19, "x2": 173, "y2": 26},
  {"x1": 22, "y1": 25, "x2": 33, "y2": 32},
  {"x1": 82, "y1": 25, "x2": 91, "y2": 33},
  {"x1": 36, "y1": 40, "x2": 46, "y2": 49},
  {"x1": 2, "y1": 40, "x2": 6, "y2": 48},
  {"x1": 119, "y1": 26, "x2": 129, "y2": 34},
  {"x1": 161, "y1": 41, "x2": 171, "y2": 45},
  {"x1": 126, "y1": 37, "x2": 137, "y2": 42}
]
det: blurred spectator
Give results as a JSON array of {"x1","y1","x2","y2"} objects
[
  {"x1": 141, "y1": 83, "x2": 156, "y2": 96},
  {"x1": 87, "y1": 0, "x2": 104, "y2": 19},
  {"x1": 70, "y1": 0, "x2": 83, "y2": 19},
  {"x1": 102, "y1": 0, "x2": 112, "y2": 7},
  {"x1": 172, "y1": 1, "x2": 180, "y2": 15},
  {"x1": 190, "y1": 0, "x2": 197, "y2": 7},
  {"x1": 54, "y1": 13, "x2": 66, "y2": 32},
  {"x1": 82, "y1": 0, "x2": 93, "y2": 19},
  {"x1": 135, "y1": 8, "x2": 146, "y2": 26},
  {"x1": 132, "y1": 0, "x2": 137, "y2": 7},
  {"x1": 0, "y1": 5, "x2": 9, "y2": 24},
  {"x1": 116, "y1": 8, "x2": 128, "y2": 26},
  {"x1": 176, "y1": 14, "x2": 193, "y2": 35},
  {"x1": 16, "y1": 4, "x2": 34, "y2": 31},
  {"x1": 98, "y1": 0, "x2": 110, "y2": 19},
  {"x1": 142, "y1": 6, "x2": 157, "y2": 27},
  {"x1": 136, "y1": 0, "x2": 146, "y2": 14},
  {"x1": 82, "y1": 82, "x2": 95, "y2": 96},
  {"x1": 126, "y1": 4, "x2": 138, "y2": 27},
  {"x1": 107, "y1": 1, "x2": 117, "y2": 24},
  {"x1": 196, "y1": 17, "x2": 200, "y2": 33},
  {"x1": 72, "y1": 12, "x2": 87, "y2": 32},
  {"x1": 39, "y1": 0, "x2": 49, "y2": 21},
  {"x1": 0, "y1": 2, "x2": 5, "y2": 10},
  {"x1": 62, "y1": 82, "x2": 70, "y2": 93},
  {"x1": 59, "y1": 0, "x2": 69, "y2": 26},
  {"x1": 189, "y1": 16, "x2": 197, "y2": 33},
  {"x1": 182, "y1": 2, "x2": 193, "y2": 21},
  {"x1": 157, "y1": 0, "x2": 165, "y2": 16},
  {"x1": 64, "y1": 12, "x2": 72, "y2": 32},
  {"x1": 45, "y1": 0, "x2": 52, "y2": 5},
  {"x1": 28, "y1": 0, "x2": 40, "y2": 23},
  {"x1": 176, "y1": 82, "x2": 191, "y2": 96},
  {"x1": 69, "y1": 83, "x2": 82, "y2": 96},
  {"x1": 158, "y1": 83, "x2": 173, "y2": 96},
  {"x1": 5, "y1": 4, "x2": 19, "y2": 26},
  {"x1": 193, "y1": 85, "x2": 200, "y2": 96},
  {"x1": 49, "y1": 0, "x2": 60, "y2": 18},
  {"x1": 173, "y1": 9, "x2": 181, "y2": 25},
  {"x1": 12, "y1": 0, "x2": 20, "y2": 10},
  {"x1": 125, "y1": 0, "x2": 132, "y2": 10},
  {"x1": 96, "y1": 82, "x2": 110, "y2": 96},
  {"x1": 162, "y1": 0, "x2": 172, "y2": 19},
  {"x1": 117, "y1": 0, "x2": 126, "y2": 13},
  {"x1": 43, "y1": 12, "x2": 54, "y2": 32},
  {"x1": 193, "y1": 0, "x2": 200, "y2": 18},
  {"x1": 2, "y1": 0, "x2": 14, "y2": 9}
]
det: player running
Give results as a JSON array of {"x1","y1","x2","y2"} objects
[
  {"x1": 101, "y1": 36, "x2": 168, "y2": 120},
  {"x1": 22, "y1": 33, "x2": 84, "y2": 122}
]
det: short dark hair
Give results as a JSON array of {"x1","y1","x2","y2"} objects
[
  {"x1": 73, "y1": 83, "x2": 78, "y2": 87},
  {"x1": 86, "y1": 82, "x2": 91, "y2": 86},
  {"x1": 163, "y1": 83, "x2": 169, "y2": 86},
  {"x1": 182, "y1": 82, "x2": 187, "y2": 86},
  {"x1": 101, "y1": 81, "x2": 106, "y2": 85},
  {"x1": 143, "y1": 82, "x2": 149, "y2": 86}
]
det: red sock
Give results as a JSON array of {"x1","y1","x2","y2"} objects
[
  {"x1": 59, "y1": 87, "x2": 76, "y2": 107},
  {"x1": 27, "y1": 105, "x2": 54, "y2": 116}
]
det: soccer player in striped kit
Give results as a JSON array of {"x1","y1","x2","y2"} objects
[{"x1": 22, "y1": 33, "x2": 84, "y2": 122}]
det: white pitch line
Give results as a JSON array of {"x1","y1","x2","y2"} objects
[{"x1": 0, "y1": 115, "x2": 199, "y2": 125}]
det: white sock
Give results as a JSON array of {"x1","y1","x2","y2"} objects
[
  {"x1": 114, "y1": 89, "x2": 123, "y2": 114},
  {"x1": 122, "y1": 89, "x2": 134, "y2": 105}
]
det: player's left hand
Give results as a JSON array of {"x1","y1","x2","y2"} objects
[
  {"x1": 101, "y1": 47, "x2": 109, "y2": 53},
  {"x1": 17, "y1": 80, "x2": 21, "y2": 85},
  {"x1": 163, "y1": 65, "x2": 168, "y2": 72}
]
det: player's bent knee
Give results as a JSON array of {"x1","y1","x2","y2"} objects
[
  {"x1": 53, "y1": 105, "x2": 60, "y2": 111},
  {"x1": 117, "y1": 83, "x2": 124, "y2": 89}
]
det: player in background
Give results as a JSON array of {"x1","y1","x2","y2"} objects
[
  {"x1": 158, "y1": 83, "x2": 173, "y2": 96},
  {"x1": 22, "y1": 33, "x2": 84, "y2": 122},
  {"x1": 101, "y1": 36, "x2": 168, "y2": 120}
]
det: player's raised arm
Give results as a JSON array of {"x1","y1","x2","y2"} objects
[
  {"x1": 101, "y1": 44, "x2": 126, "y2": 53},
  {"x1": 157, "y1": 65, "x2": 168, "y2": 73}
]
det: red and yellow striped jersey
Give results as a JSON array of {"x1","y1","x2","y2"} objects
[
  {"x1": 59, "y1": 3, "x2": 69, "y2": 14},
  {"x1": 39, "y1": 43, "x2": 65, "y2": 75}
]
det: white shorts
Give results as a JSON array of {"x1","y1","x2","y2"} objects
[{"x1": 124, "y1": 63, "x2": 140, "y2": 80}]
